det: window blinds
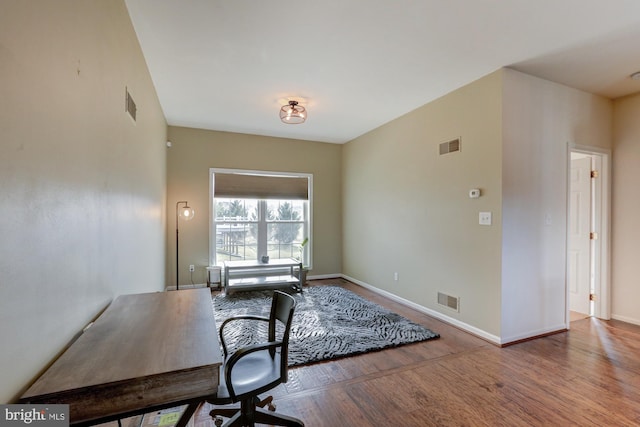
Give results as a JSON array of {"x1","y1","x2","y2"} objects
[{"x1": 213, "y1": 173, "x2": 309, "y2": 200}]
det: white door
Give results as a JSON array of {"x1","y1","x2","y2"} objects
[{"x1": 569, "y1": 156, "x2": 592, "y2": 315}]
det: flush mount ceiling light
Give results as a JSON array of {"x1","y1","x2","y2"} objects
[
  {"x1": 631, "y1": 71, "x2": 640, "y2": 81},
  {"x1": 280, "y1": 100, "x2": 307, "y2": 124}
]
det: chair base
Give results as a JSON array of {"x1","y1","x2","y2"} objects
[{"x1": 210, "y1": 395, "x2": 304, "y2": 427}]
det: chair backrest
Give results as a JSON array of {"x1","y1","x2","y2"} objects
[{"x1": 269, "y1": 291, "x2": 296, "y2": 381}]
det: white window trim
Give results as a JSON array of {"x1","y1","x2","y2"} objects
[{"x1": 209, "y1": 168, "x2": 313, "y2": 269}]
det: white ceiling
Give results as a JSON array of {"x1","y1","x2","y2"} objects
[{"x1": 125, "y1": 0, "x2": 640, "y2": 144}]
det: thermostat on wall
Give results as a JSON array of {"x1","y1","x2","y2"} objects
[{"x1": 469, "y1": 188, "x2": 480, "y2": 198}]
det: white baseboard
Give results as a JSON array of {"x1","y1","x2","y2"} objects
[
  {"x1": 611, "y1": 313, "x2": 640, "y2": 326},
  {"x1": 499, "y1": 324, "x2": 567, "y2": 345},
  {"x1": 340, "y1": 274, "x2": 502, "y2": 345},
  {"x1": 307, "y1": 273, "x2": 342, "y2": 281}
]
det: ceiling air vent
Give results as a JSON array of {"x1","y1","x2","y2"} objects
[
  {"x1": 437, "y1": 292, "x2": 460, "y2": 312},
  {"x1": 125, "y1": 87, "x2": 137, "y2": 122},
  {"x1": 439, "y1": 137, "x2": 460, "y2": 155}
]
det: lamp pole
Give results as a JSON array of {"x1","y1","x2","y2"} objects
[{"x1": 176, "y1": 201, "x2": 194, "y2": 291}]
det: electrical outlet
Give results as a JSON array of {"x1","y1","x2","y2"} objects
[
  {"x1": 189, "y1": 264, "x2": 195, "y2": 272},
  {"x1": 393, "y1": 272, "x2": 399, "y2": 281}
]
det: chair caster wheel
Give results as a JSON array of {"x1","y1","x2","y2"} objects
[
  {"x1": 214, "y1": 416, "x2": 223, "y2": 427},
  {"x1": 258, "y1": 395, "x2": 276, "y2": 411}
]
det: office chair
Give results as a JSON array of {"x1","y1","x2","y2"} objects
[{"x1": 208, "y1": 290, "x2": 304, "y2": 427}]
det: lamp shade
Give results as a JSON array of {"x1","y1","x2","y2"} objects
[
  {"x1": 179, "y1": 205, "x2": 195, "y2": 220},
  {"x1": 280, "y1": 100, "x2": 306, "y2": 124}
]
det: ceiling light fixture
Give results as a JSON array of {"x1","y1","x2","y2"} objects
[
  {"x1": 280, "y1": 100, "x2": 307, "y2": 124},
  {"x1": 631, "y1": 71, "x2": 640, "y2": 81}
]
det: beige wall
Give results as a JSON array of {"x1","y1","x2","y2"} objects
[
  {"x1": 343, "y1": 71, "x2": 504, "y2": 338},
  {"x1": 612, "y1": 93, "x2": 640, "y2": 325},
  {"x1": 166, "y1": 127, "x2": 342, "y2": 287},
  {"x1": 501, "y1": 69, "x2": 612, "y2": 342},
  {"x1": 0, "y1": 1, "x2": 167, "y2": 402},
  {"x1": 343, "y1": 68, "x2": 615, "y2": 343}
]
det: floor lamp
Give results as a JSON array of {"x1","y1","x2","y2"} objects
[{"x1": 176, "y1": 201, "x2": 195, "y2": 290}]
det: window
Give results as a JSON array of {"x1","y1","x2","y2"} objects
[{"x1": 210, "y1": 169, "x2": 312, "y2": 267}]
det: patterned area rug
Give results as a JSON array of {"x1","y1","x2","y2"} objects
[{"x1": 212, "y1": 285, "x2": 439, "y2": 366}]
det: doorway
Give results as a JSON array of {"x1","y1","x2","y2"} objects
[{"x1": 567, "y1": 145, "x2": 611, "y2": 323}]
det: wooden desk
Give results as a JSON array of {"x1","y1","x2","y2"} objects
[{"x1": 20, "y1": 288, "x2": 222, "y2": 427}]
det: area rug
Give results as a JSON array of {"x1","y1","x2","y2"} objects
[{"x1": 212, "y1": 285, "x2": 439, "y2": 366}]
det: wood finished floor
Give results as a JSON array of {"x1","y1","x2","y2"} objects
[
  {"x1": 196, "y1": 279, "x2": 640, "y2": 426},
  {"x1": 114, "y1": 279, "x2": 640, "y2": 427}
]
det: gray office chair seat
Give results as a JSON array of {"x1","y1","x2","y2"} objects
[{"x1": 215, "y1": 349, "x2": 283, "y2": 400}]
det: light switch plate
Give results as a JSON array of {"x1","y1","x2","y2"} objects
[{"x1": 479, "y1": 212, "x2": 492, "y2": 225}]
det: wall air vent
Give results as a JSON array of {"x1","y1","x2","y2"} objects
[
  {"x1": 125, "y1": 87, "x2": 137, "y2": 122},
  {"x1": 439, "y1": 137, "x2": 461, "y2": 155},
  {"x1": 437, "y1": 292, "x2": 460, "y2": 312}
]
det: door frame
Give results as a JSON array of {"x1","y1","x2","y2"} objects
[{"x1": 567, "y1": 144, "x2": 611, "y2": 322}]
